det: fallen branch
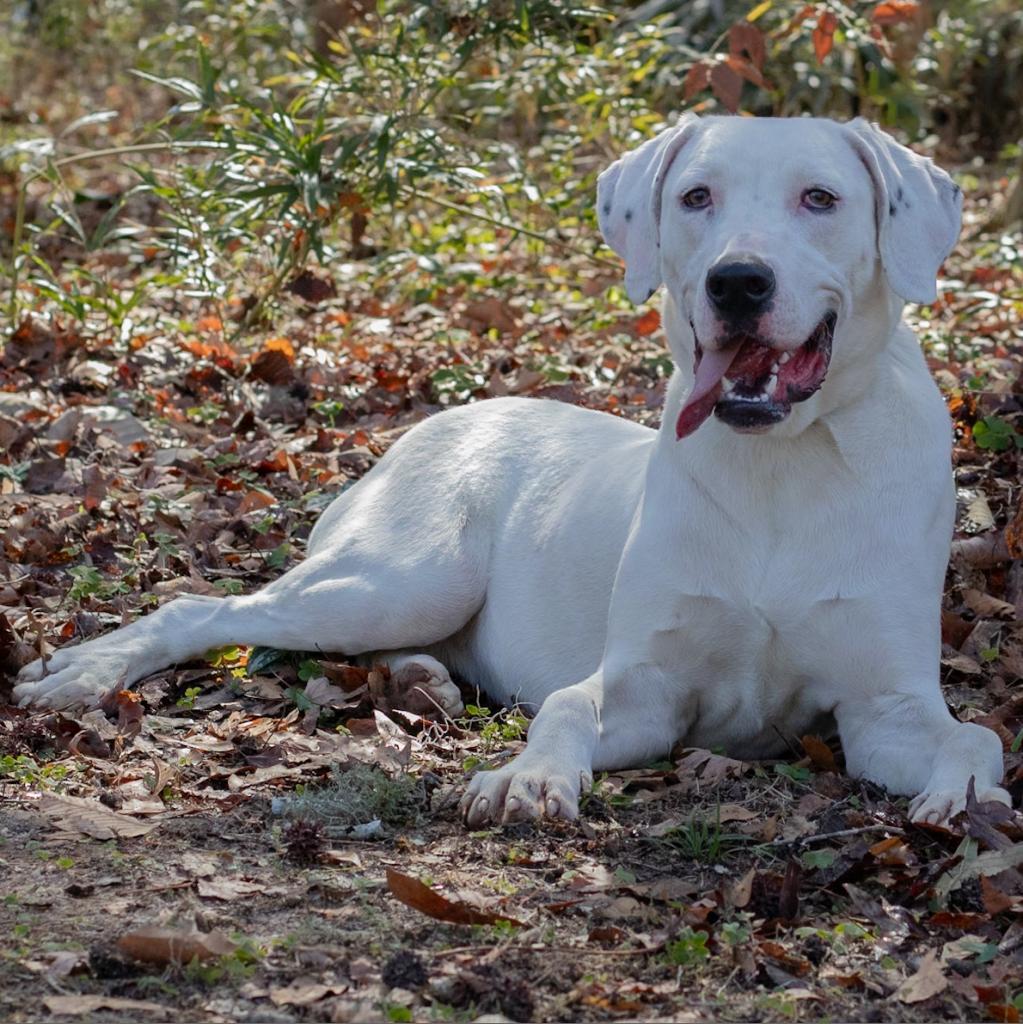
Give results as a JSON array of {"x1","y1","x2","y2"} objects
[{"x1": 762, "y1": 823, "x2": 906, "y2": 848}]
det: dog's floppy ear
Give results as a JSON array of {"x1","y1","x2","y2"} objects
[
  {"x1": 846, "y1": 119, "x2": 962, "y2": 304},
  {"x1": 597, "y1": 114, "x2": 700, "y2": 304}
]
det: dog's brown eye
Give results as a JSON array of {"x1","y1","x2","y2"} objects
[
  {"x1": 803, "y1": 188, "x2": 838, "y2": 210},
  {"x1": 681, "y1": 187, "x2": 711, "y2": 209}
]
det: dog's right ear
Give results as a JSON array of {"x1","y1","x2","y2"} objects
[{"x1": 597, "y1": 114, "x2": 700, "y2": 304}]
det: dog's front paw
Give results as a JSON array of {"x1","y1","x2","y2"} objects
[
  {"x1": 909, "y1": 785, "x2": 1011, "y2": 825},
  {"x1": 14, "y1": 647, "x2": 127, "y2": 710},
  {"x1": 460, "y1": 754, "x2": 590, "y2": 827}
]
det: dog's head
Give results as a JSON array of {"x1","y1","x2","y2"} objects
[{"x1": 597, "y1": 116, "x2": 962, "y2": 438}]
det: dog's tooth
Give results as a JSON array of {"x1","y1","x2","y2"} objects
[
  {"x1": 722, "y1": 379, "x2": 734, "y2": 394},
  {"x1": 779, "y1": 352, "x2": 791, "y2": 365},
  {"x1": 766, "y1": 373, "x2": 778, "y2": 392}
]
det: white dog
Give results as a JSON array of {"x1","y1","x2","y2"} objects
[{"x1": 14, "y1": 115, "x2": 1008, "y2": 826}]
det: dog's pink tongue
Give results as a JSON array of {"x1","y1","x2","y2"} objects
[{"x1": 675, "y1": 345, "x2": 740, "y2": 440}]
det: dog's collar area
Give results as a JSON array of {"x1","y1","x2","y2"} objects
[{"x1": 676, "y1": 312, "x2": 837, "y2": 439}]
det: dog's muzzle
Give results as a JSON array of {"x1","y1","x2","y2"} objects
[{"x1": 676, "y1": 312, "x2": 837, "y2": 439}]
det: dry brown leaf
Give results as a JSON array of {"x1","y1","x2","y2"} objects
[
  {"x1": 117, "y1": 926, "x2": 237, "y2": 965},
  {"x1": 895, "y1": 948, "x2": 948, "y2": 1003},
  {"x1": 43, "y1": 995, "x2": 169, "y2": 1016},
  {"x1": 676, "y1": 747, "x2": 746, "y2": 785},
  {"x1": 386, "y1": 868, "x2": 524, "y2": 927},
  {"x1": 38, "y1": 793, "x2": 158, "y2": 840},
  {"x1": 726, "y1": 868, "x2": 756, "y2": 910},
  {"x1": 304, "y1": 675, "x2": 361, "y2": 708},
  {"x1": 270, "y1": 978, "x2": 348, "y2": 1006},
  {"x1": 962, "y1": 588, "x2": 1016, "y2": 619},
  {"x1": 196, "y1": 877, "x2": 268, "y2": 900},
  {"x1": 463, "y1": 298, "x2": 517, "y2": 334},
  {"x1": 940, "y1": 651, "x2": 983, "y2": 675},
  {"x1": 800, "y1": 734, "x2": 837, "y2": 772}
]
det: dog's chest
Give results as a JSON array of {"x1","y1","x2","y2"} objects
[{"x1": 645, "y1": 564, "x2": 854, "y2": 756}]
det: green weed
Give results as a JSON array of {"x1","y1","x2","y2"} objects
[{"x1": 663, "y1": 927, "x2": 711, "y2": 967}]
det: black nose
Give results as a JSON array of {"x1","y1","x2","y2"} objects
[{"x1": 706, "y1": 261, "x2": 776, "y2": 318}]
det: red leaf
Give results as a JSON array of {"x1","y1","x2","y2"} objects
[
  {"x1": 633, "y1": 309, "x2": 661, "y2": 336},
  {"x1": 800, "y1": 734, "x2": 836, "y2": 771},
  {"x1": 871, "y1": 1, "x2": 920, "y2": 26},
  {"x1": 683, "y1": 61, "x2": 711, "y2": 101},
  {"x1": 709, "y1": 61, "x2": 743, "y2": 112},
  {"x1": 386, "y1": 868, "x2": 525, "y2": 927},
  {"x1": 726, "y1": 55, "x2": 771, "y2": 90},
  {"x1": 812, "y1": 10, "x2": 838, "y2": 63},
  {"x1": 728, "y1": 22, "x2": 766, "y2": 71}
]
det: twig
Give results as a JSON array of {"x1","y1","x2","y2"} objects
[
  {"x1": 431, "y1": 940, "x2": 662, "y2": 958},
  {"x1": 761, "y1": 823, "x2": 906, "y2": 848}
]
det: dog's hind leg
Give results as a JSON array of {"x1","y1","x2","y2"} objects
[{"x1": 14, "y1": 537, "x2": 486, "y2": 711}]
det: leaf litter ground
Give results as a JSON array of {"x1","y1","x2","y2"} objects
[{"x1": 2, "y1": 175, "x2": 1023, "y2": 1023}]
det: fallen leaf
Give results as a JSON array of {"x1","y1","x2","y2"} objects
[
  {"x1": 304, "y1": 675, "x2": 362, "y2": 708},
  {"x1": 463, "y1": 297, "x2": 517, "y2": 334},
  {"x1": 196, "y1": 877, "x2": 268, "y2": 900},
  {"x1": 38, "y1": 793, "x2": 158, "y2": 840},
  {"x1": 270, "y1": 978, "x2": 347, "y2": 1006},
  {"x1": 287, "y1": 271, "x2": 337, "y2": 304},
  {"x1": 964, "y1": 776, "x2": 1016, "y2": 850},
  {"x1": 962, "y1": 588, "x2": 1016, "y2": 619},
  {"x1": 117, "y1": 926, "x2": 237, "y2": 965},
  {"x1": 675, "y1": 747, "x2": 747, "y2": 785},
  {"x1": 800, "y1": 734, "x2": 837, "y2": 771},
  {"x1": 43, "y1": 995, "x2": 169, "y2": 1016},
  {"x1": 895, "y1": 948, "x2": 948, "y2": 1003},
  {"x1": 386, "y1": 868, "x2": 524, "y2": 927},
  {"x1": 633, "y1": 309, "x2": 661, "y2": 336}
]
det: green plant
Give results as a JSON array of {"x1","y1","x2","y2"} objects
[
  {"x1": 463, "y1": 704, "x2": 529, "y2": 753},
  {"x1": 973, "y1": 415, "x2": 1023, "y2": 451},
  {"x1": 664, "y1": 927, "x2": 711, "y2": 967},
  {"x1": 660, "y1": 808, "x2": 746, "y2": 864},
  {"x1": 774, "y1": 762, "x2": 813, "y2": 784},
  {"x1": 0, "y1": 754, "x2": 71, "y2": 788},
  {"x1": 176, "y1": 686, "x2": 203, "y2": 709},
  {"x1": 719, "y1": 920, "x2": 752, "y2": 946},
  {"x1": 183, "y1": 943, "x2": 261, "y2": 987},
  {"x1": 66, "y1": 565, "x2": 130, "y2": 603}
]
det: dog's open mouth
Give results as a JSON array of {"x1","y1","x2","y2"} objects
[{"x1": 675, "y1": 312, "x2": 837, "y2": 439}]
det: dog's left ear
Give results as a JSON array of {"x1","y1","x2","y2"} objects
[
  {"x1": 597, "y1": 114, "x2": 700, "y2": 304},
  {"x1": 846, "y1": 119, "x2": 962, "y2": 304}
]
